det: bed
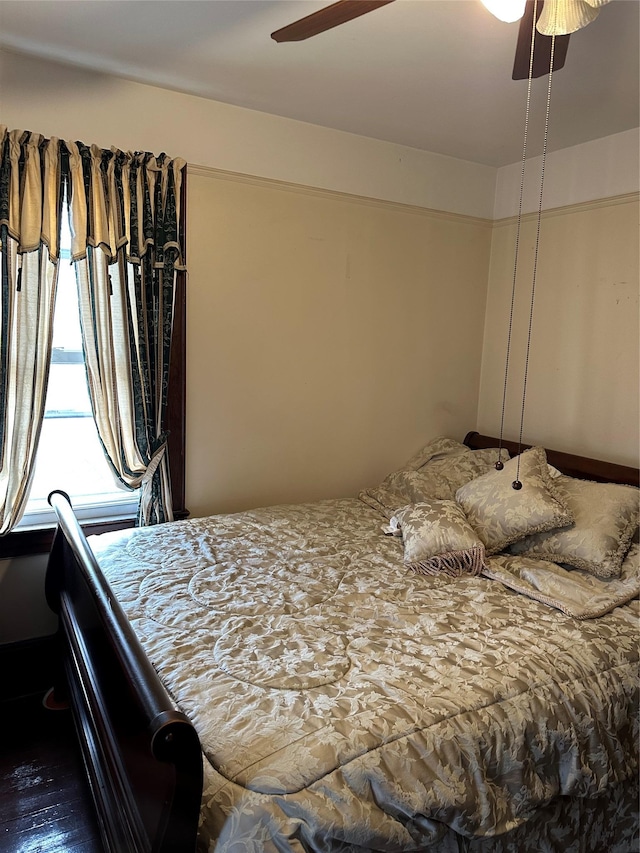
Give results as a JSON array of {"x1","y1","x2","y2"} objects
[{"x1": 45, "y1": 431, "x2": 640, "y2": 853}]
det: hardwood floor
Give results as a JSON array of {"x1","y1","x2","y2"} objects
[{"x1": 0, "y1": 691, "x2": 103, "y2": 853}]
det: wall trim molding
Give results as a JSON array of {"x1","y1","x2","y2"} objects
[
  {"x1": 492, "y1": 191, "x2": 640, "y2": 227},
  {"x1": 187, "y1": 162, "x2": 493, "y2": 228},
  {"x1": 189, "y1": 164, "x2": 639, "y2": 227}
]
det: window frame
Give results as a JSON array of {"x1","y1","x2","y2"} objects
[{"x1": 0, "y1": 168, "x2": 188, "y2": 558}]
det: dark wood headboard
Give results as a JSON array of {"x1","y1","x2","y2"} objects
[{"x1": 463, "y1": 432, "x2": 639, "y2": 488}]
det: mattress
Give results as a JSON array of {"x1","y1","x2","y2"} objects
[{"x1": 89, "y1": 496, "x2": 639, "y2": 852}]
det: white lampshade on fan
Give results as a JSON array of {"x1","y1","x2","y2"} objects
[
  {"x1": 480, "y1": 0, "x2": 613, "y2": 32},
  {"x1": 536, "y1": 0, "x2": 612, "y2": 35},
  {"x1": 480, "y1": 0, "x2": 527, "y2": 23}
]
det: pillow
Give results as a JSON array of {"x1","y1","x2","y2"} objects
[
  {"x1": 510, "y1": 475, "x2": 639, "y2": 578},
  {"x1": 391, "y1": 499, "x2": 486, "y2": 577},
  {"x1": 455, "y1": 447, "x2": 573, "y2": 555},
  {"x1": 360, "y1": 436, "x2": 508, "y2": 519}
]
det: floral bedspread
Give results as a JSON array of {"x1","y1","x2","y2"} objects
[{"x1": 89, "y1": 498, "x2": 639, "y2": 852}]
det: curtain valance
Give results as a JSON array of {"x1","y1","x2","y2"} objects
[
  {"x1": 0, "y1": 125, "x2": 186, "y2": 267},
  {"x1": 0, "y1": 127, "x2": 64, "y2": 261},
  {"x1": 66, "y1": 142, "x2": 186, "y2": 268}
]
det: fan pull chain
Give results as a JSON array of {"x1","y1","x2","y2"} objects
[
  {"x1": 495, "y1": 0, "x2": 539, "y2": 473},
  {"x1": 512, "y1": 34, "x2": 556, "y2": 490}
]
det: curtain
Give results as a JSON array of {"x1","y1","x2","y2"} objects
[
  {"x1": 0, "y1": 127, "x2": 64, "y2": 534},
  {"x1": 66, "y1": 143, "x2": 186, "y2": 525},
  {"x1": 0, "y1": 124, "x2": 186, "y2": 532}
]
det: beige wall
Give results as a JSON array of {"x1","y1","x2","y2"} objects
[
  {"x1": 1, "y1": 48, "x2": 495, "y2": 642},
  {"x1": 0, "y1": 47, "x2": 638, "y2": 641},
  {"x1": 0, "y1": 556, "x2": 56, "y2": 643},
  {"x1": 0, "y1": 48, "x2": 496, "y2": 219},
  {"x1": 186, "y1": 168, "x2": 492, "y2": 517},
  {"x1": 478, "y1": 194, "x2": 640, "y2": 467},
  {"x1": 494, "y1": 129, "x2": 640, "y2": 219}
]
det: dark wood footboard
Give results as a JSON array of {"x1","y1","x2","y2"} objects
[{"x1": 45, "y1": 491, "x2": 203, "y2": 853}]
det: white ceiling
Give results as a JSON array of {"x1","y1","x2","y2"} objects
[{"x1": 0, "y1": 0, "x2": 638, "y2": 167}]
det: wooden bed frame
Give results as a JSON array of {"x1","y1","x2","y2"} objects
[
  {"x1": 463, "y1": 431, "x2": 639, "y2": 486},
  {"x1": 44, "y1": 433, "x2": 639, "y2": 853},
  {"x1": 45, "y1": 491, "x2": 203, "y2": 853}
]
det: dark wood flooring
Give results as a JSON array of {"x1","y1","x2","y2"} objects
[{"x1": 0, "y1": 690, "x2": 103, "y2": 853}]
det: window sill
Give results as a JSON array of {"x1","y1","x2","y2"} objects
[
  {"x1": 0, "y1": 507, "x2": 190, "y2": 559},
  {"x1": 0, "y1": 517, "x2": 136, "y2": 559}
]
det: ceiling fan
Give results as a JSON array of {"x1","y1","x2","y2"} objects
[{"x1": 271, "y1": 0, "x2": 608, "y2": 81}]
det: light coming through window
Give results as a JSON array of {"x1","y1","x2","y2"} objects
[{"x1": 16, "y1": 208, "x2": 138, "y2": 529}]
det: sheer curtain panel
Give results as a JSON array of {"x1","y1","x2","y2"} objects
[{"x1": 0, "y1": 127, "x2": 63, "y2": 534}]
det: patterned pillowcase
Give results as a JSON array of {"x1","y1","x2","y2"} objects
[
  {"x1": 510, "y1": 476, "x2": 639, "y2": 578},
  {"x1": 360, "y1": 436, "x2": 508, "y2": 519},
  {"x1": 391, "y1": 499, "x2": 486, "y2": 577},
  {"x1": 455, "y1": 447, "x2": 573, "y2": 555}
]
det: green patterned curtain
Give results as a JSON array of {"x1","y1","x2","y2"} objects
[
  {"x1": 0, "y1": 127, "x2": 64, "y2": 533},
  {"x1": 66, "y1": 143, "x2": 186, "y2": 525}
]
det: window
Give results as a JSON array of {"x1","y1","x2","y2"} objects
[
  {"x1": 15, "y1": 217, "x2": 138, "y2": 530},
  {"x1": 1, "y1": 166, "x2": 186, "y2": 557}
]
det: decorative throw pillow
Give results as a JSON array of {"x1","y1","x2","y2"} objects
[
  {"x1": 510, "y1": 475, "x2": 639, "y2": 578},
  {"x1": 455, "y1": 447, "x2": 573, "y2": 555},
  {"x1": 391, "y1": 499, "x2": 486, "y2": 577},
  {"x1": 360, "y1": 436, "x2": 508, "y2": 519}
]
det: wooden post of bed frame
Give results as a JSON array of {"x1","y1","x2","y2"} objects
[{"x1": 45, "y1": 491, "x2": 203, "y2": 853}]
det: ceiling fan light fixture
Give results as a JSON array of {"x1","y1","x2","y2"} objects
[
  {"x1": 536, "y1": 0, "x2": 601, "y2": 35},
  {"x1": 480, "y1": 0, "x2": 527, "y2": 24}
]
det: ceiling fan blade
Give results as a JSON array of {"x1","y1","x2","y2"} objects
[
  {"x1": 512, "y1": 0, "x2": 570, "y2": 79},
  {"x1": 271, "y1": 0, "x2": 395, "y2": 43}
]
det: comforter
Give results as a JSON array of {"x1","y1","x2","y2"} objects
[{"x1": 90, "y1": 497, "x2": 639, "y2": 852}]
